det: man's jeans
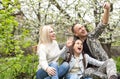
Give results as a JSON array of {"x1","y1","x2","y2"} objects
[{"x1": 36, "y1": 62, "x2": 69, "y2": 79}]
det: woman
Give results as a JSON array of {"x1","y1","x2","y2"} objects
[
  {"x1": 65, "y1": 38, "x2": 117, "y2": 79},
  {"x1": 36, "y1": 25, "x2": 72, "y2": 79}
]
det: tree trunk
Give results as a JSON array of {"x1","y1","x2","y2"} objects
[{"x1": 101, "y1": 43, "x2": 112, "y2": 58}]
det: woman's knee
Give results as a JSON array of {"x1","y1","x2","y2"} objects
[
  {"x1": 49, "y1": 62, "x2": 59, "y2": 70},
  {"x1": 36, "y1": 70, "x2": 40, "y2": 76},
  {"x1": 36, "y1": 69, "x2": 48, "y2": 79},
  {"x1": 50, "y1": 61, "x2": 58, "y2": 66},
  {"x1": 36, "y1": 70, "x2": 42, "y2": 79},
  {"x1": 62, "y1": 62, "x2": 70, "y2": 69}
]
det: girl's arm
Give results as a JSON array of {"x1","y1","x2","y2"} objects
[{"x1": 85, "y1": 54, "x2": 104, "y2": 67}]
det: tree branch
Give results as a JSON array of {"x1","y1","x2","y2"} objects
[{"x1": 50, "y1": 0, "x2": 70, "y2": 19}]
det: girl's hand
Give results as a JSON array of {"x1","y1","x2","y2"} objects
[
  {"x1": 46, "y1": 67, "x2": 56, "y2": 76},
  {"x1": 66, "y1": 37, "x2": 73, "y2": 48}
]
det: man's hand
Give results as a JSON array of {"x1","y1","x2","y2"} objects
[
  {"x1": 103, "y1": 2, "x2": 111, "y2": 11},
  {"x1": 102, "y1": 2, "x2": 110, "y2": 24}
]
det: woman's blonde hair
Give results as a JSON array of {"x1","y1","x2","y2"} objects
[{"x1": 38, "y1": 25, "x2": 54, "y2": 44}]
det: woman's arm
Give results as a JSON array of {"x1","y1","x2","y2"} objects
[
  {"x1": 37, "y1": 45, "x2": 49, "y2": 71},
  {"x1": 37, "y1": 44, "x2": 58, "y2": 76},
  {"x1": 57, "y1": 38, "x2": 73, "y2": 59}
]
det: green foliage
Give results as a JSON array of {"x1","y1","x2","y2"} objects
[
  {"x1": 0, "y1": 1, "x2": 36, "y2": 78},
  {"x1": 112, "y1": 41, "x2": 120, "y2": 46},
  {"x1": 0, "y1": 54, "x2": 38, "y2": 79},
  {"x1": 0, "y1": 0, "x2": 32, "y2": 56},
  {"x1": 0, "y1": 0, "x2": 18, "y2": 55},
  {"x1": 114, "y1": 56, "x2": 120, "y2": 72},
  {"x1": 85, "y1": 23, "x2": 94, "y2": 32}
]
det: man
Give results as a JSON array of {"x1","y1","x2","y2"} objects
[{"x1": 71, "y1": 2, "x2": 118, "y2": 79}]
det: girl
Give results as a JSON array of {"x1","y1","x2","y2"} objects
[
  {"x1": 36, "y1": 25, "x2": 72, "y2": 79},
  {"x1": 65, "y1": 38, "x2": 117, "y2": 79}
]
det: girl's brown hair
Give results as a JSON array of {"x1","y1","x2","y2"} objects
[{"x1": 65, "y1": 38, "x2": 86, "y2": 69}]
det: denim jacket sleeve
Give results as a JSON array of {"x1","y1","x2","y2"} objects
[
  {"x1": 85, "y1": 54, "x2": 104, "y2": 67},
  {"x1": 89, "y1": 22, "x2": 108, "y2": 39}
]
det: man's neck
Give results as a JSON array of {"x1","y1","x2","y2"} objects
[{"x1": 79, "y1": 36, "x2": 87, "y2": 42}]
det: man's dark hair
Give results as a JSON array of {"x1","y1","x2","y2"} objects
[
  {"x1": 71, "y1": 20, "x2": 80, "y2": 33},
  {"x1": 71, "y1": 23, "x2": 77, "y2": 33}
]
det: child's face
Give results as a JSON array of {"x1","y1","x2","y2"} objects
[{"x1": 73, "y1": 39, "x2": 83, "y2": 54}]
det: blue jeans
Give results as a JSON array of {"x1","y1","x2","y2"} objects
[
  {"x1": 36, "y1": 62, "x2": 69, "y2": 79},
  {"x1": 65, "y1": 74, "x2": 92, "y2": 79},
  {"x1": 84, "y1": 76, "x2": 92, "y2": 79}
]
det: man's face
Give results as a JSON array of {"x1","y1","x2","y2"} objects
[{"x1": 74, "y1": 24, "x2": 88, "y2": 37}]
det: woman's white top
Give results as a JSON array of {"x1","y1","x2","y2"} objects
[{"x1": 37, "y1": 40, "x2": 68, "y2": 71}]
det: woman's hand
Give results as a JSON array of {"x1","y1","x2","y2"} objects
[{"x1": 46, "y1": 67, "x2": 56, "y2": 76}]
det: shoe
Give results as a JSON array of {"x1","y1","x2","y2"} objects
[{"x1": 109, "y1": 75, "x2": 118, "y2": 79}]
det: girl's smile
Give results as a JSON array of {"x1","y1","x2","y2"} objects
[{"x1": 73, "y1": 39, "x2": 83, "y2": 56}]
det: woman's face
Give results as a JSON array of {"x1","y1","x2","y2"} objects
[
  {"x1": 49, "y1": 27, "x2": 56, "y2": 41},
  {"x1": 73, "y1": 39, "x2": 83, "y2": 55}
]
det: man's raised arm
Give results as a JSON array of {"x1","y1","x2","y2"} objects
[{"x1": 102, "y1": 2, "x2": 111, "y2": 24}]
